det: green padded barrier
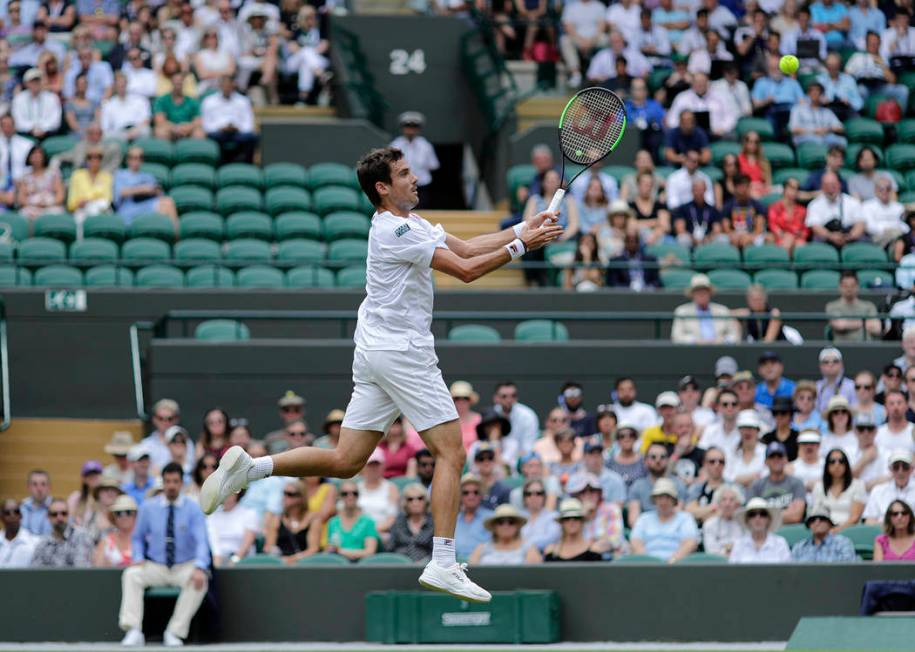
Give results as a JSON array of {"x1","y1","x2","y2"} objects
[{"x1": 787, "y1": 617, "x2": 915, "y2": 651}]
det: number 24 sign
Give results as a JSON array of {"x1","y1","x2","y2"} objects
[{"x1": 389, "y1": 49, "x2": 426, "y2": 75}]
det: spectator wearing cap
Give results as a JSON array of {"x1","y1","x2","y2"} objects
[
  {"x1": 20, "y1": 469, "x2": 52, "y2": 536},
  {"x1": 732, "y1": 372, "x2": 769, "y2": 426},
  {"x1": 448, "y1": 381, "x2": 482, "y2": 451},
  {"x1": 791, "y1": 505, "x2": 856, "y2": 562},
  {"x1": 30, "y1": 498, "x2": 93, "y2": 567},
  {"x1": 470, "y1": 409, "x2": 518, "y2": 474},
  {"x1": 792, "y1": 381, "x2": 824, "y2": 433},
  {"x1": 639, "y1": 391, "x2": 680, "y2": 455},
  {"x1": 454, "y1": 473, "x2": 493, "y2": 559},
  {"x1": 607, "y1": 423, "x2": 647, "y2": 488},
  {"x1": 877, "y1": 391, "x2": 914, "y2": 456},
  {"x1": 12, "y1": 66, "x2": 60, "y2": 139},
  {"x1": 815, "y1": 347, "x2": 856, "y2": 415},
  {"x1": 630, "y1": 478, "x2": 699, "y2": 563},
  {"x1": 122, "y1": 446, "x2": 154, "y2": 506},
  {"x1": 671, "y1": 274, "x2": 741, "y2": 344},
  {"x1": 826, "y1": 271, "x2": 882, "y2": 342},
  {"x1": 761, "y1": 397, "x2": 800, "y2": 461},
  {"x1": 577, "y1": 438, "x2": 626, "y2": 505},
  {"x1": 854, "y1": 371, "x2": 886, "y2": 427},
  {"x1": 470, "y1": 442, "x2": 512, "y2": 511},
  {"x1": 0, "y1": 499, "x2": 36, "y2": 568},
  {"x1": 357, "y1": 448, "x2": 399, "y2": 542},
  {"x1": 727, "y1": 410, "x2": 768, "y2": 488},
  {"x1": 164, "y1": 426, "x2": 193, "y2": 482},
  {"x1": 749, "y1": 442, "x2": 807, "y2": 524},
  {"x1": 470, "y1": 504, "x2": 542, "y2": 565},
  {"x1": 519, "y1": 478, "x2": 560, "y2": 552},
  {"x1": 853, "y1": 413, "x2": 891, "y2": 492},
  {"x1": 755, "y1": 352, "x2": 796, "y2": 410},
  {"x1": 701, "y1": 484, "x2": 745, "y2": 556},
  {"x1": 678, "y1": 376, "x2": 715, "y2": 429},
  {"x1": 387, "y1": 482, "x2": 434, "y2": 562},
  {"x1": 492, "y1": 381, "x2": 540, "y2": 456},
  {"x1": 790, "y1": 430, "x2": 826, "y2": 495},
  {"x1": 103, "y1": 431, "x2": 135, "y2": 486},
  {"x1": 67, "y1": 460, "x2": 102, "y2": 527},
  {"x1": 822, "y1": 396, "x2": 858, "y2": 458},
  {"x1": 612, "y1": 377, "x2": 658, "y2": 434},
  {"x1": 312, "y1": 409, "x2": 343, "y2": 452},
  {"x1": 627, "y1": 443, "x2": 687, "y2": 526},
  {"x1": 729, "y1": 497, "x2": 791, "y2": 563},
  {"x1": 390, "y1": 111, "x2": 439, "y2": 209},
  {"x1": 206, "y1": 489, "x2": 259, "y2": 567},
  {"x1": 714, "y1": 355, "x2": 739, "y2": 387},
  {"x1": 686, "y1": 446, "x2": 727, "y2": 523},
  {"x1": 93, "y1": 495, "x2": 138, "y2": 568},
  {"x1": 87, "y1": 475, "x2": 125, "y2": 540},
  {"x1": 669, "y1": 411, "x2": 706, "y2": 486},
  {"x1": 863, "y1": 451, "x2": 915, "y2": 523},
  {"x1": 560, "y1": 382, "x2": 595, "y2": 438},
  {"x1": 266, "y1": 391, "x2": 307, "y2": 451},
  {"x1": 813, "y1": 448, "x2": 866, "y2": 531},
  {"x1": 534, "y1": 408, "x2": 583, "y2": 465},
  {"x1": 873, "y1": 499, "x2": 915, "y2": 561},
  {"x1": 142, "y1": 399, "x2": 181, "y2": 471},
  {"x1": 699, "y1": 389, "x2": 741, "y2": 454},
  {"x1": 543, "y1": 499, "x2": 603, "y2": 562},
  {"x1": 569, "y1": 472, "x2": 625, "y2": 556}
]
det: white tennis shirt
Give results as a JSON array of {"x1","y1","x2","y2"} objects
[{"x1": 353, "y1": 211, "x2": 448, "y2": 351}]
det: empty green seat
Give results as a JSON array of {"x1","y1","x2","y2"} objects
[
  {"x1": 801, "y1": 269, "x2": 840, "y2": 289},
  {"x1": 841, "y1": 242, "x2": 888, "y2": 265},
  {"x1": 0, "y1": 212, "x2": 29, "y2": 241},
  {"x1": 127, "y1": 213, "x2": 176, "y2": 243},
  {"x1": 195, "y1": 318, "x2": 250, "y2": 340},
  {"x1": 887, "y1": 144, "x2": 915, "y2": 171},
  {"x1": 174, "y1": 238, "x2": 221, "y2": 265},
  {"x1": 0, "y1": 242, "x2": 13, "y2": 262},
  {"x1": 898, "y1": 119, "x2": 915, "y2": 144},
  {"x1": 170, "y1": 163, "x2": 216, "y2": 190},
  {"x1": 216, "y1": 186, "x2": 262, "y2": 216},
  {"x1": 744, "y1": 244, "x2": 789, "y2": 266},
  {"x1": 186, "y1": 265, "x2": 235, "y2": 288},
  {"x1": 708, "y1": 268, "x2": 752, "y2": 289},
  {"x1": 41, "y1": 134, "x2": 78, "y2": 158},
  {"x1": 277, "y1": 239, "x2": 324, "y2": 265},
  {"x1": 356, "y1": 553, "x2": 414, "y2": 565},
  {"x1": 763, "y1": 142, "x2": 796, "y2": 169},
  {"x1": 313, "y1": 186, "x2": 360, "y2": 216},
  {"x1": 737, "y1": 117, "x2": 775, "y2": 141},
  {"x1": 83, "y1": 213, "x2": 126, "y2": 242},
  {"x1": 275, "y1": 211, "x2": 322, "y2": 241},
  {"x1": 265, "y1": 186, "x2": 311, "y2": 216},
  {"x1": 134, "y1": 138, "x2": 174, "y2": 166},
  {"x1": 754, "y1": 269, "x2": 798, "y2": 290},
  {"x1": 0, "y1": 265, "x2": 30, "y2": 286},
  {"x1": 845, "y1": 117, "x2": 884, "y2": 144},
  {"x1": 264, "y1": 162, "x2": 307, "y2": 188},
  {"x1": 773, "y1": 168, "x2": 808, "y2": 186},
  {"x1": 225, "y1": 238, "x2": 271, "y2": 263},
  {"x1": 18, "y1": 237, "x2": 66, "y2": 264},
  {"x1": 858, "y1": 269, "x2": 894, "y2": 288},
  {"x1": 775, "y1": 524, "x2": 809, "y2": 547},
  {"x1": 449, "y1": 324, "x2": 501, "y2": 342},
  {"x1": 796, "y1": 142, "x2": 828, "y2": 169},
  {"x1": 645, "y1": 242, "x2": 690, "y2": 266},
  {"x1": 327, "y1": 238, "x2": 368, "y2": 262},
  {"x1": 174, "y1": 138, "x2": 219, "y2": 166},
  {"x1": 34, "y1": 213, "x2": 77, "y2": 243},
  {"x1": 660, "y1": 268, "x2": 696, "y2": 289},
  {"x1": 170, "y1": 185, "x2": 214, "y2": 213},
  {"x1": 33, "y1": 264, "x2": 82, "y2": 286},
  {"x1": 237, "y1": 265, "x2": 285, "y2": 289},
  {"x1": 70, "y1": 238, "x2": 118, "y2": 265},
  {"x1": 843, "y1": 524, "x2": 881, "y2": 560},
  {"x1": 794, "y1": 242, "x2": 839, "y2": 266},
  {"x1": 217, "y1": 163, "x2": 263, "y2": 190},
  {"x1": 179, "y1": 212, "x2": 223, "y2": 241},
  {"x1": 141, "y1": 162, "x2": 170, "y2": 190},
  {"x1": 710, "y1": 141, "x2": 741, "y2": 167},
  {"x1": 693, "y1": 243, "x2": 740, "y2": 267},
  {"x1": 286, "y1": 265, "x2": 334, "y2": 288},
  {"x1": 336, "y1": 264, "x2": 366, "y2": 288},
  {"x1": 121, "y1": 238, "x2": 171, "y2": 264},
  {"x1": 226, "y1": 211, "x2": 272, "y2": 241},
  {"x1": 700, "y1": 166, "x2": 724, "y2": 183},
  {"x1": 323, "y1": 211, "x2": 370, "y2": 241},
  {"x1": 135, "y1": 264, "x2": 184, "y2": 288},
  {"x1": 307, "y1": 162, "x2": 357, "y2": 190},
  {"x1": 507, "y1": 164, "x2": 536, "y2": 212},
  {"x1": 514, "y1": 319, "x2": 569, "y2": 341},
  {"x1": 84, "y1": 265, "x2": 134, "y2": 287}
]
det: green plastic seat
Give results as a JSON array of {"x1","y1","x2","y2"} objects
[
  {"x1": 843, "y1": 524, "x2": 881, "y2": 560},
  {"x1": 677, "y1": 552, "x2": 729, "y2": 564},
  {"x1": 356, "y1": 553, "x2": 414, "y2": 565},
  {"x1": 186, "y1": 265, "x2": 235, "y2": 288},
  {"x1": 145, "y1": 586, "x2": 180, "y2": 598},
  {"x1": 796, "y1": 142, "x2": 829, "y2": 169},
  {"x1": 236, "y1": 265, "x2": 285, "y2": 289},
  {"x1": 294, "y1": 553, "x2": 349, "y2": 565},
  {"x1": 763, "y1": 191, "x2": 787, "y2": 209},
  {"x1": 845, "y1": 146, "x2": 884, "y2": 172},
  {"x1": 235, "y1": 554, "x2": 281, "y2": 566},
  {"x1": 692, "y1": 243, "x2": 740, "y2": 267},
  {"x1": 170, "y1": 163, "x2": 216, "y2": 190},
  {"x1": 121, "y1": 238, "x2": 171, "y2": 265},
  {"x1": 708, "y1": 268, "x2": 752, "y2": 289},
  {"x1": 773, "y1": 168, "x2": 808, "y2": 186},
  {"x1": 506, "y1": 164, "x2": 536, "y2": 212},
  {"x1": 225, "y1": 238, "x2": 272, "y2": 263},
  {"x1": 776, "y1": 524, "x2": 809, "y2": 547},
  {"x1": 389, "y1": 475, "x2": 417, "y2": 491},
  {"x1": 660, "y1": 267, "x2": 696, "y2": 289},
  {"x1": 195, "y1": 318, "x2": 251, "y2": 341},
  {"x1": 277, "y1": 239, "x2": 324, "y2": 265},
  {"x1": 134, "y1": 138, "x2": 174, "y2": 166},
  {"x1": 83, "y1": 213, "x2": 126, "y2": 243},
  {"x1": 744, "y1": 244, "x2": 789, "y2": 266},
  {"x1": 216, "y1": 186, "x2": 263, "y2": 216},
  {"x1": 265, "y1": 186, "x2": 312, "y2": 216},
  {"x1": 898, "y1": 119, "x2": 915, "y2": 144},
  {"x1": 0, "y1": 265, "x2": 30, "y2": 286},
  {"x1": 327, "y1": 238, "x2": 368, "y2": 263},
  {"x1": 794, "y1": 242, "x2": 840, "y2": 266},
  {"x1": 135, "y1": 264, "x2": 184, "y2": 288},
  {"x1": 0, "y1": 212, "x2": 29, "y2": 241},
  {"x1": 217, "y1": 163, "x2": 263, "y2": 190},
  {"x1": 845, "y1": 117, "x2": 884, "y2": 144},
  {"x1": 841, "y1": 242, "x2": 888, "y2": 265},
  {"x1": 174, "y1": 138, "x2": 219, "y2": 166},
  {"x1": 313, "y1": 186, "x2": 361, "y2": 216},
  {"x1": 754, "y1": 269, "x2": 798, "y2": 290},
  {"x1": 448, "y1": 324, "x2": 501, "y2": 342},
  {"x1": 647, "y1": 66, "x2": 671, "y2": 93},
  {"x1": 645, "y1": 242, "x2": 690, "y2": 266},
  {"x1": 614, "y1": 554, "x2": 663, "y2": 563},
  {"x1": 710, "y1": 140, "x2": 741, "y2": 167},
  {"x1": 41, "y1": 134, "x2": 78, "y2": 158},
  {"x1": 900, "y1": 190, "x2": 915, "y2": 204},
  {"x1": 33, "y1": 264, "x2": 82, "y2": 286},
  {"x1": 286, "y1": 265, "x2": 335, "y2": 288},
  {"x1": 84, "y1": 265, "x2": 134, "y2": 287},
  {"x1": 226, "y1": 211, "x2": 273, "y2": 241},
  {"x1": 34, "y1": 213, "x2": 77, "y2": 243},
  {"x1": 307, "y1": 162, "x2": 358, "y2": 190},
  {"x1": 0, "y1": 242, "x2": 13, "y2": 262},
  {"x1": 544, "y1": 240, "x2": 576, "y2": 267},
  {"x1": 801, "y1": 269, "x2": 840, "y2": 289},
  {"x1": 323, "y1": 211, "x2": 370, "y2": 241},
  {"x1": 127, "y1": 212, "x2": 176, "y2": 243},
  {"x1": 264, "y1": 162, "x2": 307, "y2": 188},
  {"x1": 858, "y1": 269, "x2": 894, "y2": 288},
  {"x1": 18, "y1": 237, "x2": 66, "y2": 264},
  {"x1": 655, "y1": 165, "x2": 676, "y2": 179},
  {"x1": 737, "y1": 117, "x2": 775, "y2": 141},
  {"x1": 141, "y1": 162, "x2": 170, "y2": 190},
  {"x1": 514, "y1": 319, "x2": 569, "y2": 341},
  {"x1": 887, "y1": 144, "x2": 915, "y2": 171},
  {"x1": 174, "y1": 238, "x2": 221, "y2": 266},
  {"x1": 865, "y1": 93, "x2": 893, "y2": 119},
  {"x1": 69, "y1": 238, "x2": 118, "y2": 265},
  {"x1": 179, "y1": 212, "x2": 224, "y2": 241},
  {"x1": 763, "y1": 142, "x2": 797, "y2": 169},
  {"x1": 700, "y1": 166, "x2": 724, "y2": 183},
  {"x1": 336, "y1": 264, "x2": 366, "y2": 288},
  {"x1": 275, "y1": 211, "x2": 322, "y2": 241},
  {"x1": 170, "y1": 185, "x2": 214, "y2": 214}
]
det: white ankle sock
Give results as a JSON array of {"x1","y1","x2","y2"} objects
[
  {"x1": 247, "y1": 456, "x2": 274, "y2": 481},
  {"x1": 432, "y1": 537, "x2": 456, "y2": 568}
]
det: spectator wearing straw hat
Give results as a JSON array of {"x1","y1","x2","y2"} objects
[
  {"x1": 629, "y1": 478, "x2": 699, "y2": 563},
  {"x1": 87, "y1": 474, "x2": 125, "y2": 541},
  {"x1": 863, "y1": 450, "x2": 915, "y2": 524},
  {"x1": 264, "y1": 391, "x2": 306, "y2": 450},
  {"x1": 569, "y1": 472, "x2": 625, "y2": 555},
  {"x1": 821, "y1": 395, "x2": 858, "y2": 459},
  {"x1": 791, "y1": 504, "x2": 856, "y2": 562},
  {"x1": 390, "y1": 111, "x2": 439, "y2": 209},
  {"x1": 103, "y1": 431, "x2": 135, "y2": 486},
  {"x1": 469, "y1": 504, "x2": 542, "y2": 565},
  {"x1": 312, "y1": 409, "x2": 343, "y2": 451},
  {"x1": 726, "y1": 410, "x2": 768, "y2": 488},
  {"x1": 728, "y1": 497, "x2": 791, "y2": 563},
  {"x1": 671, "y1": 274, "x2": 741, "y2": 344},
  {"x1": 543, "y1": 499, "x2": 603, "y2": 562},
  {"x1": 93, "y1": 494, "x2": 138, "y2": 568},
  {"x1": 449, "y1": 381, "x2": 481, "y2": 451}
]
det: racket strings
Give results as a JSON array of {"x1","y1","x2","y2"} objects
[{"x1": 559, "y1": 90, "x2": 626, "y2": 165}]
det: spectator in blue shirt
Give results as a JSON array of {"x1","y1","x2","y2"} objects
[
  {"x1": 848, "y1": 0, "x2": 886, "y2": 50},
  {"x1": 119, "y1": 463, "x2": 211, "y2": 647},
  {"x1": 790, "y1": 505, "x2": 856, "y2": 562},
  {"x1": 113, "y1": 146, "x2": 178, "y2": 227},
  {"x1": 20, "y1": 469, "x2": 52, "y2": 536},
  {"x1": 121, "y1": 445, "x2": 155, "y2": 506},
  {"x1": 755, "y1": 351, "x2": 796, "y2": 408},
  {"x1": 454, "y1": 474, "x2": 493, "y2": 559},
  {"x1": 663, "y1": 110, "x2": 711, "y2": 167},
  {"x1": 751, "y1": 54, "x2": 804, "y2": 141},
  {"x1": 62, "y1": 47, "x2": 113, "y2": 103},
  {"x1": 721, "y1": 174, "x2": 767, "y2": 248},
  {"x1": 810, "y1": 0, "x2": 850, "y2": 48},
  {"x1": 625, "y1": 78, "x2": 665, "y2": 160},
  {"x1": 817, "y1": 52, "x2": 863, "y2": 120}
]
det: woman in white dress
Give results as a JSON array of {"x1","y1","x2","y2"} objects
[
  {"x1": 357, "y1": 448, "x2": 399, "y2": 543},
  {"x1": 811, "y1": 448, "x2": 867, "y2": 531},
  {"x1": 725, "y1": 410, "x2": 767, "y2": 488}
]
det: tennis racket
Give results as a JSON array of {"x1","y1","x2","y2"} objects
[{"x1": 546, "y1": 87, "x2": 627, "y2": 214}]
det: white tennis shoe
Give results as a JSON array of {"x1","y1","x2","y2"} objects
[
  {"x1": 120, "y1": 628, "x2": 144, "y2": 646},
  {"x1": 199, "y1": 446, "x2": 253, "y2": 515},
  {"x1": 418, "y1": 561, "x2": 492, "y2": 603}
]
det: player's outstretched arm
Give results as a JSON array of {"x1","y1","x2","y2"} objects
[
  {"x1": 446, "y1": 210, "x2": 558, "y2": 258},
  {"x1": 432, "y1": 221, "x2": 563, "y2": 283}
]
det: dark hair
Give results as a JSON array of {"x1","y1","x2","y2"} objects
[
  {"x1": 200, "y1": 408, "x2": 230, "y2": 452},
  {"x1": 798, "y1": 5, "x2": 810, "y2": 16},
  {"x1": 162, "y1": 462, "x2": 184, "y2": 479},
  {"x1": 414, "y1": 447, "x2": 433, "y2": 461},
  {"x1": 357, "y1": 147, "x2": 403, "y2": 207},
  {"x1": 827, "y1": 145, "x2": 845, "y2": 157},
  {"x1": 823, "y1": 447, "x2": 852, "y2": 493},
  {"x1": 696, "y1": 8, "x2": 708, "y2": 18},
  {"x1": 733, "y1": 173, "x2": 750, "y2": 186},
  {"x1": 884, "y1": 499, "x2": 915, "y2": 536},
  {"x1": 840, "y1": 269, "x2": 858, "y2": 282},
  {"x1": 826, "y1": 405, "x2": 852, "y2": 433},
  {"x1": 855, "y1": 145, "x2": 878, "y2": 170},
  {"x1": 717, "y1": 388, "x2": 738, "y2": 403},
  {"x1": 647, "y1": 442, "x2": 669, "y2": 456},
  {"x1": 807, "y1": 81, "x2": 824, "y2": 94},
  {"x1": 575, "y1": 233, "x2": 599, "y2": 263},
  {"x1": 26, "y1": 145, "x2": 47, "y2": 168},
  {"x1": 193, "y1": 453, "x2": 218, "y2": 486},
  {"x1": 27, "y1": 469, "x2": 49, "y2": 482},
  {"x1": 615, "y1": 376, "x2": 634, "y2": 389},
  {"x1": 884, "y1": 363, "x2": 904, "y2": 376},
  {"x1": 885, "y1": 389, "x2": 906, "y2": 402},
  {"x1": 561, "y1": 381, "x2": 583, "y2": 392},
  {"x1": 495, "y1": 381, "x2": 517, "y2": 393}
]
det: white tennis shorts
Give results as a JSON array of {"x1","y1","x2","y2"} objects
[{"x1": 341, "y1": 345, "x2": 459, "y2": 434}]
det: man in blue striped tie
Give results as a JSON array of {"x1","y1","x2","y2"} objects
[{"x1": 118, "y1": 462, "x2": 210, "y2": 647}]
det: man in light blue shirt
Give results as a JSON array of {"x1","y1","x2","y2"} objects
[
  {"x1": 454, "y1": 474, "x2": 493, "y2": 559},
  {"x1": 752, "y1": 54, "x2": 805, "y2": 140},
  {"x1": 62, "y1": 47, "x2": 113, "y2": 103},
  {"x1": 817, "y1": 52, "x2": 863, "y2": 118},
  {"x1": 119, "y1": 463, "x2": 210, "y2": 647},
  {"x1": 20, "y1": 470, "x2": 52, "y2": 536},
  {"x1": 848, "y1": 0, "x2": 886, "y2": 49},
  {"x1": 810, "y1": 0, "x2": 850, "y2": 47}
]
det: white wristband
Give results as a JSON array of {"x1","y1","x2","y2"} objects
[
  {"x1": 512, "y1": 222, "x2": 524, "y2": 238},
  {"x1": 505, "y1": 238, "x2": 526, "y2": 260}
]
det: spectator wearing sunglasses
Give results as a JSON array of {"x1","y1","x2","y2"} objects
[
  {"x1": 815, "y1": 347, "x2": 856, "y2": 416},
  {"x1": 66, "y1": 143, "x2": 112, "y2": 227},
  {"x1": 863, "y1": 451, "x2": 915, "y2": 524},
  {"x1": 748, "y1": 442, "x2": 806, "y2": 525},
  {"x1": 470, "y1": 504, "x2": 542, "y2": 565},
  {"x1": 725, "y1": 410, "x2": 767, "y2": 488},
  {"x1": 264, "y1": 391, "x2": 306, "y2": 452},
  {"x1": 30, "y1": 498, "x2": 93, "y2": 567},
  {"x1": 313, "y1": 410, "x2": 343, "y2": 451},
  {"x1": 627, "y1": 442, "x2": 687, "y2": 527},
  {"x1": 791, "y1": 381, "x2": 824, "y2": 433},
  {"x1": 822, "y1": 396, "x2": 858, "y2": 459},
  {"x1": 264, "y1": 480, "x2": 320, "y2": 562},
  {"x1": 873, "y1": 500, "x2": 915, "y2": 561},
  {"x1": 519, "y1": 479, "x2": 560, "y2": 552},
  {"x1": 93, "y1": 495, "x2": 137, "y2": 568},
  {"x1": 812, "y1": 448, "x2": 866, "y2": 532},
  {"x1": 141, "y1": 399, "x2": 182, "y2": 471},
  {"x1": 854, "y1": 371, "x2": 886, "y2": 426},
  {"x1": 728, "y1": 497, "x2": 791, "y2": 563},
  {"x1": 533, "y1": 408, "x2": 583, "y2": 465},
  {"x1": 0, "y1": 499, "x2": 37, "y2": 568},
  {"x1": 686, "y1": 446, "x2": 727, "y2": 523},
  {"x1": 761, "y1": 396, "x2": 800, "y2": 461},
  {"x1": 699, "y1": 389, "x2": 741, "y2": 455},
  {"x1": 543, "y1": 499, "x2": 603, "y2": 562},
  {"x1": 413, "y1": 449, "x2": 435, "y2": 491},
  {"x1": 790, "y1": 505, "x2": 855, "y2": 562},
  {"x1": 511, "y1": 453, "x2": 560, "y2": 511},
  {"x1": 607, "y1": 424, "x2": 646, "y2": 489},
  {"x1": 387, "y1": 483, "x2": 434, "y2": 562},
  {"x1": 630, "y1": 478, "x2": 698, "y2": 563},
  {"x1": 473, "y1": 443, "x2": 513, "y2": 511},
  {"x1": 852, "y1": 414, "x2": 890, "y2": 492},
  {"x1": 454, "y1": 474, "x2": 493, "y2": 560},
  {"x1": 326, "y1": 480, "x2": 378, "y2": 561},
  {"x1": 570, "y1": 473, "x2": 625, "y2": 557}
]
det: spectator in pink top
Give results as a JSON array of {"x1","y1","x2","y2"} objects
[
  {"x1": 874, "y1": 500, "x2": 915, "y2": 561},
  {"x1": 378, "y1": 417, "x2": 416, "y2": 479},
  {"x1": 450, "y1": 381, "x2": 482, "y2": 451}
]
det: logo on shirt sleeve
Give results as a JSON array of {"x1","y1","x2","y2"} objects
[{"x1": 394, "y1": 223, "x2": 411, "y2": 238}]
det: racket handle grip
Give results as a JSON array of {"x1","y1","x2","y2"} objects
[{"x1": 546, "y1": 189, "x2": 565, "y2": 215}]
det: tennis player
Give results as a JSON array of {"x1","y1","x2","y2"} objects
[{"x1": 201, "y1": 147, "x2": 563, "y2": 601}]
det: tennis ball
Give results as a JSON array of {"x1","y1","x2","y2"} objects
[
  {"x1": 575, "y1": 149, "x2": 583, "y2": 156},
  {"x1": 779, "y1": 55, "x2": 799, "y2": 75}
]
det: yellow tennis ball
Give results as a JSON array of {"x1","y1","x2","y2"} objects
[{"x1": 779, "y1": 55, "x2": 799, "y2": 75}]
